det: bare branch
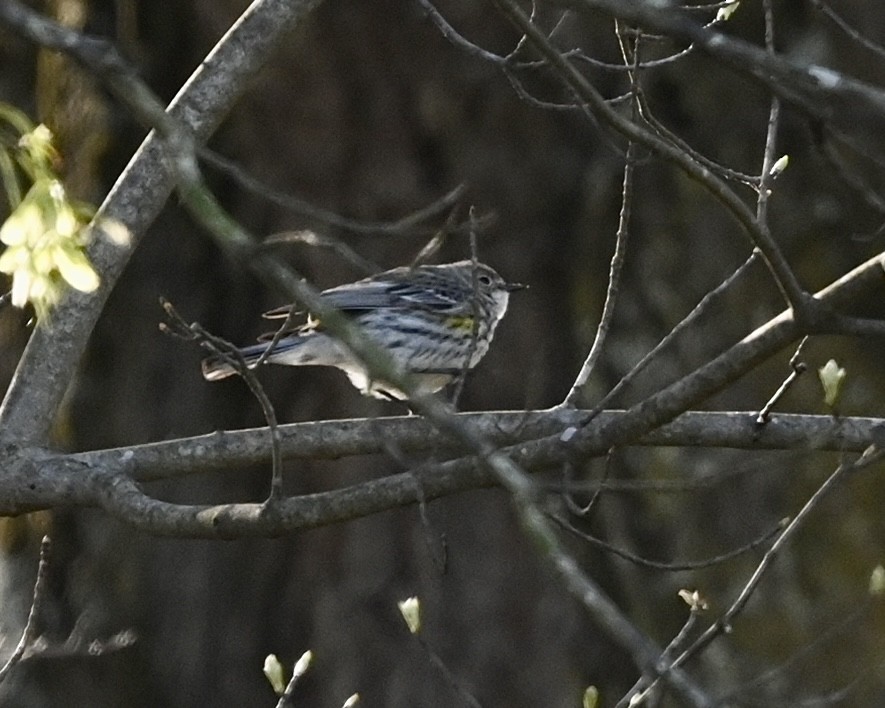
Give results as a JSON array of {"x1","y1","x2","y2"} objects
[
  {"x1": 563, "y1": 25, "x2": 639, "y2": 407},
  {"x1": 756, "y1": 337, "x2": 808, "y2": 425},
  {"x1": 490, "y1": 0, "x2": 814, "y2": 321},
  {"x1": 64, "y1": 410, "x2": 885, "y2": 485},
  {"x1": 755, "y1": 0, "x2": 782, "y2": 229},
  {"x1": 670, "y1": 446, "x2": 885, "y2": 676},
  {"x1": 559, "y1": 0, "x2": 885, "y2": 119},
  {"x1": 809, "y1": 0, "x2": 885, "y2": 60},
  {"x1": 551, "y1": 513, "x2": 782, "y2": 571},
  {"x1": 160, "y1": 300, "x2": 285, "y2": 501},
  {"x1": 201, "y1": 148, "x2": 471, "y2": 239},
  {"x1": 557, "y1": 251, "x2": 885, "y2": 462},
  {"x1": 0, "y1": 411, "x2": 876, "y2": 531}
]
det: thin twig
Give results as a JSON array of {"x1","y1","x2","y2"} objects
[
  {"x1": 490, "y1": 0, "x2": 814, "y2": 318},
  {"x1": 756, "y1": 336, "x2": 808, "y2": 425},
  {"x1": 755, "y1": 0, "x2": 782, "y2": 230},
  {"x1": 253, "y1": 306, "x2": 303, "y2": 369},
  {"x1": 618, "y1": 594, "x2": 708, "y2": 708},
  {"x1": 274, "y1": 651, "x2": 312, "y2": 708},
  {"x1": 262, "y1": 230, "x2": 379, "y2": 276},
  {"x1": 562, "y1": 24, "x2": 641, "y2": 407},
  {"x1": 0, "y1": 536, "x2": 52, "y2": 684},
  {"x1": 450, "y1": 211, "x2": 482, "y2": 409},
  {"x1": 582, "y1": 252, "x2": 759, "y2": 422},
  {"x1": 415, "y1": 634, "x2": 484, "y2": 708},
  {"x1": 635, "y1": 91, "x2": 760, "y2": 189},
  {"x1": 752, "y1": 2, "x2": 796, "y2": 429},
  {"x1": 670, "y1": 446, "x2": 885, "y2": 674},
  {"x1": 547, "y1": 461, "x2": 759, "y2": 496},
  {"x1": 202, "y1": 148, "x2": 471, "y2": 238},
  {"x1": 559, "y1": 43, "x2": 698, "y2": 71},
  {"x1": 560, "y1": 449, "x2": 613, "y2": 518},
  {"x1": 160, "y1": 300, "x2": 285, "y2": 501},
  {"x1": 809, "y1": 0, "x2": 885, "y2": 60},
  {"x1": 415, "y1": 0, "x2": 506, "y2": 63},
  {"x1": 552, "y1": 514, "x2": 782, "y2": 571}
]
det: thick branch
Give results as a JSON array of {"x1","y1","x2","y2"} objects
[
  {"x1": 519, "y1": 251, "x2": 885, "y2": 465},
  {"x1": 0, "y1": 253, "x2": 880, "y2": 525},
  {"x1": 0, "y1": 410, "x2": 879, "y2": 526},
  {"x1": 70, "y1": 410, "x2": 885, "y2": 483}
]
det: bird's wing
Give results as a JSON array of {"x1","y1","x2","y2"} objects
[
  {"x1": 262, "y1": 273, "x2": 465, "y2": 321},
  {"x1": 320, "y1": 280, "x2": 464, "y2": 313},
  {"x1": 262, "y1": 282, "x2": 400, "y2": 320}
]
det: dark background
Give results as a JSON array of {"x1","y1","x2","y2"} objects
[{"x1": 1, "y1": 0, "x2": 885, "y2": 705}]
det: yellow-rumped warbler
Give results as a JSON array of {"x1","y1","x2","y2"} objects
[{"x1": 201, "y1": 260, "x2": 523, "y2": 399}]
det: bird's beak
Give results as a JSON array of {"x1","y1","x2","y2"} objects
[{"x1": 505, "y1": 282, "x2": 528, "y2": 292}]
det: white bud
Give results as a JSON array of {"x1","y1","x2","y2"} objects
[
  {"x1": 870, "y1": 565, "x2": 885, "y2": 597},
  {"x1": 818, "y1": 359, "x2": 847, "y2": 409},
  {"x1": 678, "y1": 588, "x2": 708, "y2": 612},
  {"x1": 263, "y1": 654, "x2": 286, "y2": 695},
  {"x1": 292, "y1": 650, "x2": 313, "y2": 679},
  {"x1": 397, "y1": 596, "x2": 421, "y2": 634},
  {"x1": 769, "y1": 154, "x2": 789, "y2": 178},
  {"x1": 716, "y1": 1, "x2": 740, "y2": 22}
]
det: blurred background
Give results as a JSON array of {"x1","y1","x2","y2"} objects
[{"x1": 1, "y1": 0, "x2": 885, "y2": 705}]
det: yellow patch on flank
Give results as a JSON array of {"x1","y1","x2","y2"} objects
[{"x1": 444, "y1": 315, "x2": 476, "y2": 332}]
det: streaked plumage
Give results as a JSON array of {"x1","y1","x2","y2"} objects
[{"x1": 201, "y1": 260, "x2": 522, "y2": 399}]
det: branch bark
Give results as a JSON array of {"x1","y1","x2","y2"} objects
[
  {"x1": 0, "y1": 409, "x2": 879, "y2": 529},
  {"x1": 72, "y1": 410, "x2": 885, "y2": 483}
]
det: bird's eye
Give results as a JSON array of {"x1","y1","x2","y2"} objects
[{"x1": 478, "y1": 274, "x2": 492, "y2": 286}]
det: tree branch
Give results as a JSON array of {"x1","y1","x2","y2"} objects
[
  {"x1": 0, "y1": 0, "x2": 325, "y2": 445},
  {"x1": 490, "y1": 0, "x2": 814, "y2": 319},
  {"x1": 69, "y1": 410, "x2": 885, "y2": 484},
  {"x1": 560, "y1": 0, "x2": 885, "y2": 120},
  {"x1": 0, "y1": 410, "x2": 878, "y2": 528}
]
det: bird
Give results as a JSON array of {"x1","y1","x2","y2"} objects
[{"x1": 201, "y1": 260, "x2": 523, "y2": 400}]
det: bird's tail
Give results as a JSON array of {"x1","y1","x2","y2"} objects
[
  {"x1": 201, "y1": 335, "x2": 339, "y2": 381},
  {"x1": 201, "y1": 341, "x2": 273, "y2": 381}
]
